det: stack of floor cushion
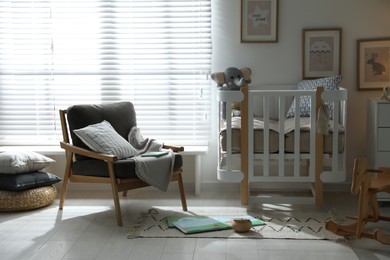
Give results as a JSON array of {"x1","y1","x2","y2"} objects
[{"x1": 0, "y1": 151, "x2": 61, "y2": 211}]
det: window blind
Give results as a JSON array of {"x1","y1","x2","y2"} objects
[{"x1": 0, "y1": 0, "x2": 211, "y2": 146}]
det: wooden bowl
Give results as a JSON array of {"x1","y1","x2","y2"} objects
[{"x1": 232, "y1": 218, "x2": 252, "y2": 233}]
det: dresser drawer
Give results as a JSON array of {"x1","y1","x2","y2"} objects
[
  {"x1": 377, "y1": 152, "x2": 390, "y2": 167},
  {"x1": 378, "y1": 104, "x2": 390, "y2": 127},
  {"x1": 378, "y1": 128, "x2": 390, "y2": 150}
]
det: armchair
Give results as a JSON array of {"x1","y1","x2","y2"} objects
[{"x1": 59, "y1": 101, "x2": 187, "y2": 226}]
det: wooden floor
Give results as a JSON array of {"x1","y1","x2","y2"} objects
[{"x1": 0, "y1": 188, "x2": 389, "y2": 260}]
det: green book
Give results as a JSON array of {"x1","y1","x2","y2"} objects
[
  {"x1": 141, "y1": 151, "x2": 169, "y2": 158},
  {"x1": 171, "y1": 216, "x2": 231, "y2": 234},
  {"x1": 167, "y1": 215, "x2": 265, "y2": 234}
]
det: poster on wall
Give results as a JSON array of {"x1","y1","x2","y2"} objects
[
  {"x1": 302, "y1": 28, "x2": 342, "y2": 79},
  {"x1": 241, "y1": 0, "x2": 278, "y2": 43},
  {"x1": 357, "y1": 38, "x2": 390, "y2": 90}
]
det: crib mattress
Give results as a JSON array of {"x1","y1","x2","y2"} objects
[
  {"x1": 220, "y1": 129, "x2": 344, "y2": 154},
  {"x1": 220, "y1": 117, "x2": 345, "y2": 154}
]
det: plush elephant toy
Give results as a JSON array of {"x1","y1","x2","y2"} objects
[{"x1": 210, "y1": 67, "x2": 252, "y2": 90}]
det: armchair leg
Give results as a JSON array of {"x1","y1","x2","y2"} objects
[
  {"x1": 112, "y1": 190, "x2": 123, "y2": 226},
  {"x1": 59, "y1": 151, "x2": 73, "y2": 209},
  {"x1": 177, "y1": 172, "x2": 187, "y2": 211},
  {"x1": 59, "y1": 179, "x2": 69, "y2": 210},
  {"x1": 107, "y1": 163, "x2": 123, "y2": 226}
]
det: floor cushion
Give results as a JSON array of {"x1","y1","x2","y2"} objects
[{"x1": 0, "y1": 185, "x2": 57, "y2": 212}]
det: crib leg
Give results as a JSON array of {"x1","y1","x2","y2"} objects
[
  {"x1": 308, "y1": 158, "x2": 323, "y2": 205},
  {"x1": 241, "y1": 179, "x2": 249, "y2": 205},
  {"x1": 306, "y1": 159, "x2": 310, "y2": 176},
  {"x1": 240, "y1": 84, "x2": 249, "y2": 205},
  {"x1": 314, "y1": 150, "x2": 324, "y2": 206},
  {"x1": 315, "y1": 180, "x2": 323, "y2": 206}
]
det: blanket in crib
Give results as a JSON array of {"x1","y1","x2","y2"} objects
[
  {"x1": 223, "y1": 117, "x2": 344, "y2": 134},
  {"x1": 128, "y1": 127, "x2": 175, "y2": 192}
]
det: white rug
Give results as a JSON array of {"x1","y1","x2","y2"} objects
[{"x1": 127, "y1": 207, "x2": 343, "y2": 240}]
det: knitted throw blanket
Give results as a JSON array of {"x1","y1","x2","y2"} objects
[{"x1": 128, "y1": 127, "x2": 174, "y2": 192}]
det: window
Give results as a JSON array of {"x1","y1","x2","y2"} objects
[{"x1": 0, "y1": 0, "x2": 211, "y2": 146}]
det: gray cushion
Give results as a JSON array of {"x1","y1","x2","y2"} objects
[
  {"x1": 72, "y1": 153, "x2": 183, "y2": 179},
  {"x1": 67, "y1": 101, "x2": 137, "y2": 161},
  {"x1": 0, "y1": 171, "x2": 61, "y2": 191}
]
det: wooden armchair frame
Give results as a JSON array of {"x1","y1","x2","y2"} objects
[
  {"x1": 326, "y1": 157, "x2": 390, "y2": 244},
  {"x1": 59, "y1": 109, "x2": 187, "y2": 226}
]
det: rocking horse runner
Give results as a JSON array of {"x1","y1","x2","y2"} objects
[{"x1": 325, "y1": 157, "x2": 390, "y2": 245}]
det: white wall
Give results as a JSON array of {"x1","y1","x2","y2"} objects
[
  {"x1": 204, "y1": 0, "x2": 390, "y2": 186},
  {"x1": 46, "y1": 0, "x2": 390, "y2": 192}
]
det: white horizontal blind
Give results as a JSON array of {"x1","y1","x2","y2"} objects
[{"x1": 0, "y1": 0, "x2": 211, "y2": 146}]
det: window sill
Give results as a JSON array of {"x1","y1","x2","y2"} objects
[
  {"x1": 0, "y1": 145, "x2": 64, "y2": 155},
  {"x1": 0, "y1": 145, "x2": 208, "y2": 155}
]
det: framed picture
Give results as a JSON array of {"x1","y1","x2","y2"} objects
[
  {"x1": 302, "y1": 28, "x2": 342, "y2": 79},
  {"x1": 241, "y1": 0, "x2": 278, "y2": 43},
  {"x1": 357, "y1": 38, "x2": 390, "y2": 90}
]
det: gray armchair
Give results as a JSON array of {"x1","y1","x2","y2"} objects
[{"x1": 59, "y1": 101, "x2": 187, "y2": 226}]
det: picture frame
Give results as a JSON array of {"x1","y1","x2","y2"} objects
[
  {"x1": 357, "y1": 38, "x2": 390, "y2": 90},
  {"x1": 241, "y1": 0, "x2": 278, "y2": 43},
  {"x1": 302, "y1": 28, "x2": 342, "y2": 79}
]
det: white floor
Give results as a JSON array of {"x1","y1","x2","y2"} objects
[{"x1": 0, "y1": 188, "x2": 389, "y2": 260}]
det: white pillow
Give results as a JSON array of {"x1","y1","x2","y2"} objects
[
  {"x1": 73, "y1": 120, "x2": 138, "y2": 159},
  {"x1": 0, "y1": 151, "x2": 55, "y2": 174},
  {"x1": 286, "y1": 75, "x2": 342, "y2": 119}
]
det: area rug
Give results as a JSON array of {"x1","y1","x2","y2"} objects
[{"x1": 127, "y1": 206, "x2": 343, "y2": 240}]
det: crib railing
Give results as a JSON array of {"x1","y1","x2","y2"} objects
[
  {"x1": 217, "y1": 90, "x2": 244, "y2": 183},
  {"x1": 320, "y1": 88, "x2": 348, "y2": 182},
  {"x1": 247, "y1": 89, "x2": 318, "y2": 181}
]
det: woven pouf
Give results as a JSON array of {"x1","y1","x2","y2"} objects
[{"x1": 0, "y1": 185, "x2": 57, "y2": 212}]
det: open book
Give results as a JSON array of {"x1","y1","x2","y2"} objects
[{"x1": 167, "y1": 215, "x2": 265, "y2": 234}]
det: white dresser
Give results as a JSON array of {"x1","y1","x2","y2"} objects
[{"x1": 367, "y1": 99, "x2": 390, "y2": 201}]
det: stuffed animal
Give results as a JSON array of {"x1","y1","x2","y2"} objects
[{"x1": 210, "y1": 67, "x2": 251, "y2": 90}]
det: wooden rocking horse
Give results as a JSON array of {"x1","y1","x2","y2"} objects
[{"x1": 325, "y1": 157, "x2": 390, "y2": 245}]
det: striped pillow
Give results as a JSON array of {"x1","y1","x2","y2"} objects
[{"x1": 74, "y1": 120, "x2": 138, "y2": 159}]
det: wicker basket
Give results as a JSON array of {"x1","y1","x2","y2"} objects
[{"x1": 0, "y1": 185, "x2": 57, "y2": 212}]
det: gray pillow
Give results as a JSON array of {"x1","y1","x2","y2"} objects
[
  {"x1": 0, "y1": 171, "x2": 61, "y2": 191},
  {"x1": 0, "y1": 151, "x2": 55, "y2": 174},
  {"x1": 286, "y1": 75, "x2": 342, "y2": 119},
  {"x1": 73, "y1": 120, "x2": 138, "y2": 159}
]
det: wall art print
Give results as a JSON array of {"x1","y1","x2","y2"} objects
[
  {"x1": 357, "y1": 38, "x2": 390, "y2": 90},
  {"x1": 302, "y1": 28, "x2": 342, "y2": 79},
  {"x1": 241, "y1": 0, "x2": 278, "y2": 43}
]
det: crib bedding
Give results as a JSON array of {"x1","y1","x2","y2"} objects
[
  {"x1": 221, "y1": 117, "x2": 345, "y2": 134},
  {"x1": 220, "y1": 117, "x2": 345, "y2": 154}
]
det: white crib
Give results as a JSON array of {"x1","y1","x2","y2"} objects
[{"x1": 217, "y1": 84, "x2": 348, "y2": 205}]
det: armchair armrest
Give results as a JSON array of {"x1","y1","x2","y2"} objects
[
  {"x1": 60, "y1": 141, "x2": 118, "y2": 162},
  {"x1": 163, "y1": 144, "x2": 184, "y2": 153}
]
